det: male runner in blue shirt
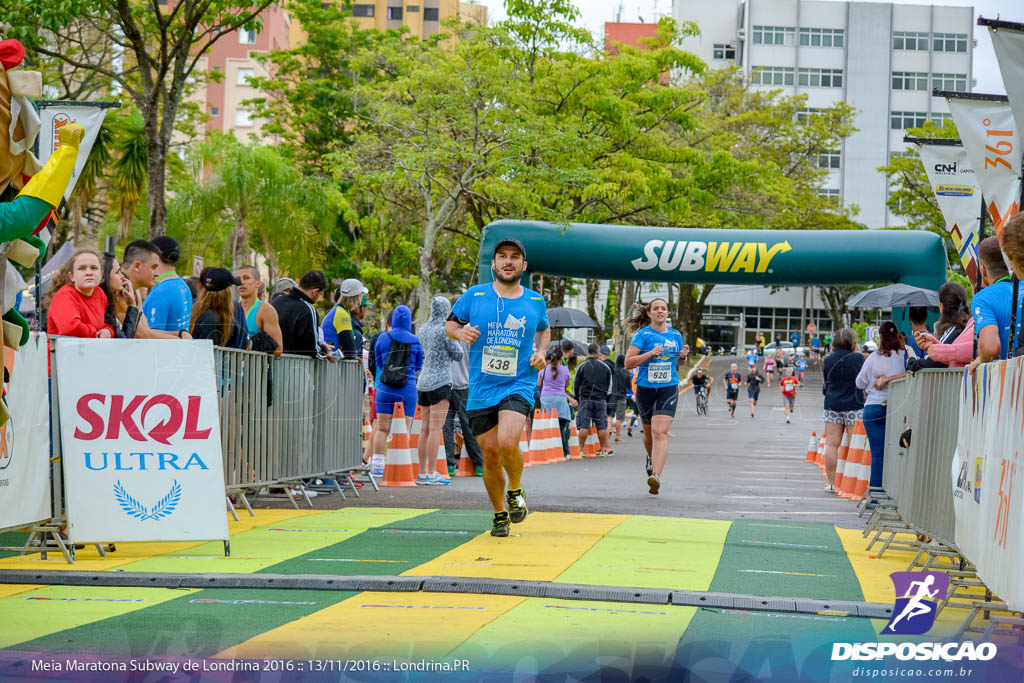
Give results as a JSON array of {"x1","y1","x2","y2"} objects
[{"x1": 447, "y1": 238, "x2": 550, "y2": 537}]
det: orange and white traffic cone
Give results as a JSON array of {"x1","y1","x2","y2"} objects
[
  {"x1": 410, "y1": 405, "x2": 422, "y2": 451},
  {"x1": 362, "y1": 418, "x2": 372, "y2": 452},
  {"x1": 568, "y1": 422, "x2": 582, "y2": 460},
  {"x1": 435, "y1": 444, "x2": 450, "y2": 483},
  {"x1": 583, "y1": 425, "x2": 598, "y2": 458},
  {"x1": 815, "y1": 434, "x2": 826, "y2": 469},
  {"x1": 528, "y1": 409, "x2": 548, "y2": 466},
  {"x1": 381, "y1": 403, "x2": 416, "y2": 487},
  {"x1": 834, "y1": 429, "x2": 851, "y2": 491},
  {"x1": 457, "y1": 453, "x2": 475, "y2": 476},
  {"x1": 840, "y1": 420, "x2": 867, "y2": 500},
  {"x1": 805, "y1": 431, "x2": 817, "y2": 462},
  {"x1": 544, "y1": 410, "x2": 561, "y2": 463},
  {"x1": 521, "y1": 421, "x2": 534, "y2": 467}
]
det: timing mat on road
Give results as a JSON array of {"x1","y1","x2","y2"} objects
[{"x1": 0, "y1": 508, "x2": 951, "y2": 666}]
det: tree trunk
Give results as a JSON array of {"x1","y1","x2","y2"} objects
[
  {"x1": 232, "y1": 207, "x2": 249, "y2": 272},
  {"x1": 262, "y1": 232, "x2": 279, "y2": 287},
  {"x1": 144, "y1": 111, "x2": 168, "y2": 239},
  {"x1": 612, "y1": 280, "x2": 635, "y2": 355},
  {"x1": 546, "y1": 276, "x2": 569, "y2": 308},
  {"x1": 585, "y1": 278, "x2": 605, "y2": 344},
  {"x1": 416, "y1": 217, "x2": 438, "y2": 327},
  {"x1": 676, "y1": 283, "x2": 715, "y2": 345}
]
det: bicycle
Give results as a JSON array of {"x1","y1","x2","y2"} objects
[{"x1": 695, "y1": 386, "x2": 709, "y2": 416}]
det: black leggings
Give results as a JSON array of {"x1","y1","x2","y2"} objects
[{"x1": 559, "y1": 418, "x2": 570, "y2": 457}]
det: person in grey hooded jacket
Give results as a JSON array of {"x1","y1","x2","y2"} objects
[{"x1": 416, "y1": 296, "x2": 464, "y2": 485}]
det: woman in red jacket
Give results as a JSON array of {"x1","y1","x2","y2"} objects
[{"x1": 46, "y1": 249, "x2": 114, "y2": 338}]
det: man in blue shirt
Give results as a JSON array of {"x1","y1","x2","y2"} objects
[
  {"x1": 970, "y1": 237, "x2": 1024, "y2": 374},
  {"x1": 143, "y1": 236, "x2": 193, "y2": 333},
  {"x1": 447, "y1": 237, "x2": 550, "y2": 537}
]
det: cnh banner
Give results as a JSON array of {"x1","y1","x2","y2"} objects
[
  {"x1": 952, "y1": 357, "x2": 1024, "y2": 612},
  {"x1": 917, "y1": 143, "x2": 981, "y2": 285},
  {"x1": 946, "y1": 96, "x2": 1021, "y2": 235},
  {"x1": 0, "y1": 335, "x2": 51, "y2": 531},
  {"x1": 55, "y1": 338, "x2": 228, "y2": 544}
]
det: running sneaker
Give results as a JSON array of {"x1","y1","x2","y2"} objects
[
  {"x1": 448, "y1": 465, "x2": 456, "y2": 478},
  {"x1": 648, "y1": 474, "x2": 661, "y2": 495},
  {"x1": 645, "y1": 454, "x2": 653, "y2": 477},
  {"x1": 475, "y1": 465, "x2": 484, "y2": 477},
  {"x1": 824, "y1": 483, "x2": 836, "y2": 493},
  {"x1": 597, "y1": 450, "x2": 607, "y2": 458},
  {"x1": 506, "y1": 487, "x2": 528, "y2": 523},
  {"x1": 432, "y1": 473, "x2": 452, "y2": 486},
  {"x1": 416, "y1": 474, "x2": 431, "y2": 485},
  {"x1": 491, "y1": 511, "x2": 511, "y2": 537},
  {"x1": 786, "y1": 416, "x2": 791, "y2": 424},
  {"x1": 605, "y1": 448, "x2": 614, "y2": 456}
]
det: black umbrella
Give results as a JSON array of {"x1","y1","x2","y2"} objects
[
  {"x1": 846, "y1": 284, "x2": 939, "y2": 309},
  {"x1": 547, "y1": 306, "x2": 600, "y2": 328}
]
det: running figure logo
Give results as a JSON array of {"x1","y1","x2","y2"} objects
[{"x1": 882, "y1": 571, "x2": 949, "y2": 635}]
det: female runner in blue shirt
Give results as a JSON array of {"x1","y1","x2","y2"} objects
[{"x1": 624, "y1": 298, "x2": 686, "y2": 495}]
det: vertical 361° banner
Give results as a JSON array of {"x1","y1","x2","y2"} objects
[{"x1": 947, "y1": 97, "x2": 1021, "y2": 236}]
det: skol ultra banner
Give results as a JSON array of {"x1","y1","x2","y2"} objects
[
  {"x1": 0, "y1": 335, "x2": 51, "y2": 531},
  {"x1": 952, "y1": 358, "x2": 1024, "y2": 612},
  {"x1": 946, "y1": 97, "x2": 1021, "y2": 236},
  {"x1": 55, "y1": 338, "x2": 228, "y2": 543},
  {"x1": 35, "y1": 104, "x2": 109, "y2": 206},
  {"x1": 917, "y1": 143, "x2": 981, "y2": 284}
]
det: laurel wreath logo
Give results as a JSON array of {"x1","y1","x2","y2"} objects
[{"x1": 114, "y1": 480, "x2": 182, "y2": 521}]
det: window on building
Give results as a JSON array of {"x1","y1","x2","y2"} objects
[
  {"x1": 889, "y1": 150, "x2": 917, "y2": 162},
  {"x1": 424, "y1": 7, "x2": 439, "y2": 20},
  {"x1": 798, "y1": 68, "x2": 843, "y2": 87},
  {"x1": 799, "y1": 27, "x2": 844, "y2": 47},
  {"x1": 387, "y1": 6, "x2": 403, "y2": 19},
  {"x1": 932, "y1": 73, "x2": 968, "y2": 92},
  {"x1": 890, "y1": 111, "x2": 928, "y2": 130},
  {"x1": 893, "y1": 31, "x2": 929, "y2": 51},
  {"x1": 933, "y1": 32, "x2": 968, "y2": 53},
  {"x1": 239, "y1": 28, "x2": 257, "y2": 44},
  {"x1": 234, "y1": 108, "x2": 253, "y2": 127},
  {"x1": 236, "y1": 67, "x2": 254, "y2": 86},
  {"x1": 751, "y1": 66, "x2": 795, "y2": 86},
  {"x1": 930, "y1": 112, "x2": 953, "y2": 125},
  {"x1": 796, "y1": 107, "x2": 823, "y2": 122},
  {"x1": 817, "y1": 188, "x2": 840, "y2": 201},
  {"x1": 351, "y1": 4, "x2": 374, "y2": 17},
  {"x1": 892, "y1": 71, "x2": 928, "y2": 90},
  {"x1": 752, "y1": 26, "x2": 796, "y2": 46},
  {"x1": 713, "y1": 43, "x2": 736, "y2": 60},
  {"x1": 817, "y1": 151, "x2": 841, "y2": 169},
  {"x1": 407, "y1": 5, "x2": 419, "y2": 11},
  {"x1": 211, "y1": 107, "x2": 220, "y2": 116}
]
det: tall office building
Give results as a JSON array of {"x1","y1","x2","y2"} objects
[
  {"x1": 562, "y1": 5, "x2": 976, "y2": 351},
  {"x1": 673, "y1": 0, "x2": 975, "y2": 228}
]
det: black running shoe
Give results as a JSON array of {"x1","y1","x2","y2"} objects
[
  {"x1": 491, "y1": 511, "x2": 510, "y2": 537},
  {"x1": 506, "y1": 488, "x2": 528, "y2": 523},
  {"x1": 645, "y1": 454, "x2": 653, "y2": 477}
]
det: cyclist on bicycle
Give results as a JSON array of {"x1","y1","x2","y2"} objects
[{"x1": 690, "y1": 367, "x2": 711, "y2": 413}]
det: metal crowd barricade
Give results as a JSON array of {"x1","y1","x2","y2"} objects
[
  {"x1": 874, "y1": 369, "x2": 966, "y2": 573},
  {"x1": 214, "y1": 349, "x2": 367, "y2": 510}
]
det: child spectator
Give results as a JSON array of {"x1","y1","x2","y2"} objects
[{"x1": 46, "y1": 249, "x2": 114, "y2": 339}]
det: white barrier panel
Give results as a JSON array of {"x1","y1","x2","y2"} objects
[
  {"x1": 952, "y1": 358, "x2": 1024, "y2": 611},
  {"x1": 55, "y1": 338, "x2": 228, "y2": 543},
  {"x1": 0, "y1": 335, "x2": 51, "y2": 530}
]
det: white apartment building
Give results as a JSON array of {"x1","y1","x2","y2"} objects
[
  {"x1": 673, "y1": 0, "x2": 975, "y2": 228},
  {"x1": 564, "y1": 2, "x2": 974, "y2": 349}
]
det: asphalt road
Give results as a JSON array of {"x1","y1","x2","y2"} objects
[{"x1": 275, "y1": 356, "x2": 865, "y2": 529}]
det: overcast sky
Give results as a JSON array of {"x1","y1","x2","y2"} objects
[{"x1": 475, "y1": 0, "x2": 1019, "y2": 94}]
